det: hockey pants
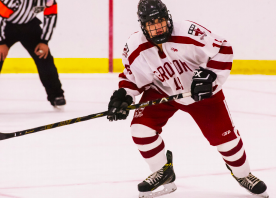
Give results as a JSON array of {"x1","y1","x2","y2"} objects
[{"x1": 131, "y1": 88, "x2": 250, "y2": 178}]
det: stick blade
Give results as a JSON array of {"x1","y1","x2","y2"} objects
[{"x1": 0, "y1": 133, "x2": 7, "y2": 140}]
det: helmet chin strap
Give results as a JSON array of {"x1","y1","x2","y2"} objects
[{"x1": 150, "y1": 32, "x2": 171, "y2": 44}]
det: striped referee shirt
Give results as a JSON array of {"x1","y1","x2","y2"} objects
[{"x1": 0, "y1": 0, "x2": 58, "y2": 44}]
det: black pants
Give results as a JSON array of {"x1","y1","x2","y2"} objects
[{"x1": 0, "y1": 17, "x2": 64, "y2": 102}]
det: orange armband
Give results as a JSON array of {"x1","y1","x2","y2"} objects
[
  {"x1": 0, "y1": 1, "x2": 14, "y2": 18},
  {"x1": 44, "y1": 4, "x2": 57, "y2": 16}
]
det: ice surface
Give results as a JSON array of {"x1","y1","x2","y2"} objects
[{"x1": 0, "y1": 74, "x2": 275, "y2": 198}]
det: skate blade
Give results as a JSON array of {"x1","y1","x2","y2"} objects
[
  {"x1": 251, "y1": 191, "x2": 269, "y2": 198},
  {"x1": 139, "y1": 182, "x2": 177, "y2": 198},
  {"x1": 53, "y1": 105, "x2": 65, "y2": 111}
]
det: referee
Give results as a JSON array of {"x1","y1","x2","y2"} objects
[{"x1": 0, "y1": 0, "x2": 65, "y2": 108}]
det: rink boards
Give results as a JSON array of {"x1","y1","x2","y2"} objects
[{"x1": 1, "y1": 58, "x2": 276, "y2": 75}]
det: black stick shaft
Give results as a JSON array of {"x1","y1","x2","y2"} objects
[{"x1": 0, "y1": 92, "x2": 191, "y2": 141}]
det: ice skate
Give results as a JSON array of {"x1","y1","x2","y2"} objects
[
  {"x1": 51, "y1": 96, "x2": 66, "y2": 109},
  {"x1": 138, "y1": 150, "x2": 177, "y2": 198},
  {"x1": 226, "y1": 164, "x2": 269, "y2": 198}
]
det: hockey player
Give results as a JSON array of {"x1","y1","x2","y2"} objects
[
  {"x1": 107, "y1": 0, "x2": 269, "y2": 197},
  {"x1": 0, "y1": 0, "x2": 65, "y2": 107}
]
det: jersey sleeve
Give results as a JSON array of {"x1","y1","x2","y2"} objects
[
  {"x1": 205, "y1": 39, "x2": 233, "y2": 91},
  {"x1": 0, "y1": 0, "x2": 20, "y2": 45},
  {"x1": 41, "y1": 0, "x2": 58, "y2": 44},
  {"x1": 186, "y1": 21, "x2": 233, "y2": 93},
  {"x1": 118, "y1": 40, "x2": 154, "y2": 102}
]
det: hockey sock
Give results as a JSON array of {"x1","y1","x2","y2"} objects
[
  {"x1": 217, "y1": 136, "x2": 250, "y2": 178},
  {"x1": 131, "y1": 124, "x2": 167, "y2": 172}
]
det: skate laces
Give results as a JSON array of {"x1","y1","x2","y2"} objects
[
  {"x1": 237, "y1": 173, "x2": 260, "y2": 190},
  {"x1": 145, "y1": 169, "x2": 163, "y2": 185}
]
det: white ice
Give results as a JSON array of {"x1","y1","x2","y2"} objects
[{"x1": 0, "y1": 74, "x2": 275, "y2": 198}]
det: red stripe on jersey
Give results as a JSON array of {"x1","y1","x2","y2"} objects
[
  {"x1": 128, "y1": 41, "x2": 154, "y2": 65},
  {"x1": 119, "y1": 80, "x2": 143, "y2": 93},
  {"x1": 169, "y1": 36, "x2": 205, "y2": 47},
  {"x1": 186, "y1": 20, "x2": 211, "y2": 33},
  {"x1": 219, "y1": 46, "x2": 233, "y2": 54},
  {"x1": 0, "y1": 1, "x2": 14, "y2": 18},
  {"x1": 213, "y1": 43, "x2": 220, "y2": 48},
  {"x1": 223, "y1": 151, "x2": 247, "y2": 167},
  {"x1": 219, "y1": 139, "x2": 243, "y2": 157},
  {"x1": 119, "y1": 72, "x2": 127, "y2": 79},
  {"x1": 207, "y1": 60, "x2": 232, "y2": 70},
  {"x1": 132, "y1": 135, "x2": 159, "y2": 145},
  {"x1": 139, "y1": 140, "x2": 165, "y2": 158},
  {"x1": 44, "y1": 4, "x2": 57, "y2": 15}
]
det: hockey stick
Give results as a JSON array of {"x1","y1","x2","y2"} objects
[{"x1": 0, "y1": 92, "x2": 191, "y2": 141}]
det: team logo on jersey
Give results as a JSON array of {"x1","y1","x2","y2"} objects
[
  {"x1": 188, "y1": 24, "x2": 207, "y2": 40},
  {"x1": 171, "y1": 47, "x2": 178, "y2": 52},
  {"x1": 33, "y1": 6, "x2": 45, "y2": 13},
  {"x1": 122, "y1": 43, "x2": 129, "y2": 58},
  {"x1": 188, "y1": 24, "x2": 196, "y2": 34}
]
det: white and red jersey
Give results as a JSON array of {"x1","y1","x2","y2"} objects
[{"x1": 119, "y1": 20, "x2": 233, "y2": 105}]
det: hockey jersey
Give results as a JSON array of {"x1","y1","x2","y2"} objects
[{"x1": 119, "y1": 20, "x2": 233, "y2": 105}]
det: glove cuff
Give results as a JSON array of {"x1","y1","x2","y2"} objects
[
  {"x1": 111, "y1": 88, "x2": 127, "y2": 100},
  {"x1": 207, "y1": 70, "x2": 217, "y2": 82},
  {"x1": 125, "y1": 95, "x2": 133, "y2": 105},
  {"x1": 201, "y1": 67, "x2": 217, "y2": 82}
]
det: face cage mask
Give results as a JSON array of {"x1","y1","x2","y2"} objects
[{"x1": 141, "y1": 16, "x2": 173, "y2": 44}]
